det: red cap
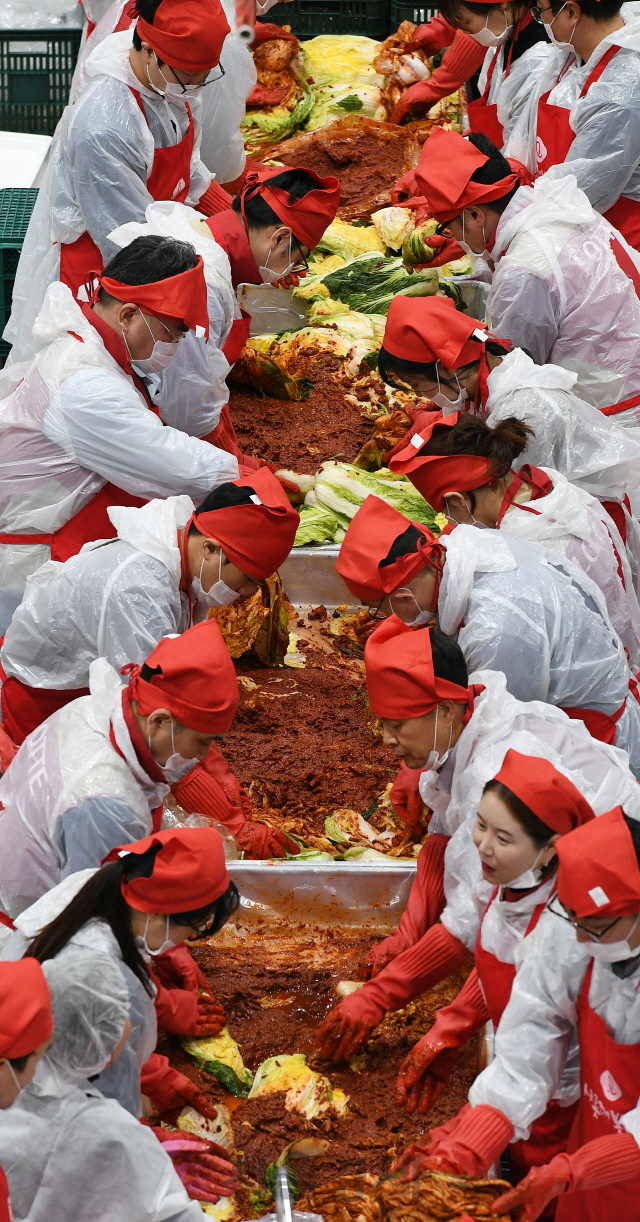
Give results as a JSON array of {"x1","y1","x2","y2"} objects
[
  {"x1": 336, "y1": 496, "x2": 445, "y2": 604},
  {"x1": 414, "y1": 128, "x2": 519, "y2": 224},
  {"x1": 365, "y1": 615, "x2": 470, "y2": 719},
  {"x1": 385, "y1": 295, "x2": 491, "y2": 368},
  {"x1": 136, "y1": 0, "x2": 230, "y2": 72},
  {"x1": 240, "y1": 168, "x2": 341, "y2": 251},
  {"x1": 494, "y1": 750, "x2": 596, "y2": 836},
  {"x1": 104, "y1": 827, "x2": 229, "y2": 913},
  {"x1": 193, "y1": 466, "x2": 299, "y2": 580},
  {"x1": 557, "y1": 807, "x2": 640, "y2": 918},
  {"x1": 126, "y1": 621, "x2": 239, "y2": 733},
  {"x1": 389, "y1": 408, "x2": 493, "y2": 513},
  {"x1": 0, "y1": 960, "x2": 53, "y2": 1058},
  {"x1": 97, "y1": 256, "x2": 209, "y2": 339}
]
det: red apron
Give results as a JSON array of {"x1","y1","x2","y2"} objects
[
  {"x1": 536, "y1": 46, "x2": 640, "y2": 249},
  {"x1": 0, "y1": 1167, "x2": 12, "y2": 1222},
  {"x1": 475, "y1": 889, "x2": 579, "y2": 1184},
  {"x1": 59, "y1": 90, "x2": 195, "y2": 301},
  {"x1": 467, "y1": 11, "x2": 532, "y2": 146},
  {"x1": 555, "y1": 961, "x2": 640, "y2": 1221}
]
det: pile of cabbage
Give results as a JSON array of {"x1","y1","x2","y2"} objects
[{"x1": 294, "y1": 460, "x2": 446, "y2": 547}]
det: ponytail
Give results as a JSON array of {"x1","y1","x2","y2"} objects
[{"x1": 418, "y1": 413, "x2": 533, "y2": 483}]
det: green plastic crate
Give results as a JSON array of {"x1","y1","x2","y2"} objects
[
  {"x1": 265, "y1": 0, "x2": 391, "y2": 40},
  {"x1": 0, "y1": 187, "x2": 38, "y2": 368},
  {"x1": 0, "y1": 29, "x2": 82, "y2": 135},
  {"x1": 390, "y1": 2, "x2": 439, "y2": 25}
]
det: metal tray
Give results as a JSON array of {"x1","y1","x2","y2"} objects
[{"x1": 279, "y1": 544, "x2": 359, "y2": 612}]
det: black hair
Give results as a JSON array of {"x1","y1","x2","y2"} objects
[
  {"x1": 431, "y1": 625, "x2": 469, "y2": 691},
  {"x1": 25, "y1": 850, "x2": 239, "y2": 997},
  {"x1": 438, "y1": 0, "x2": 530, "y2": 29},
  {"x1": 232, "y1": 169, "x2": 321, "y2": 244},
  {"x1": 416, "y1": 413, "x2": 534, "y2": 510},
  {"x1": 623, "y1": 813, "x2": 640, "y2": 868},
  {"x1": 188, "y1": 482, "x2": 259, "y2": 538},
  {"x1": 132, "y1": 0, "x2": 165, "y2": 55},
  {"x1": 378, "y1": 339, "x2": 510, "y2": 389},
  {"x1": 379, "y1": 523, "x2": 425, "y2": 568},
  {"x1": 549, "y1": 0, "x2": 621, "y2": 17},
  {"x1": 98, "y1": 235, "x2": 198, "y2": 305},
  {"x1": 482, "y1": 778, "x2": 556, "y2": 849},
  {"x1": 7, "y1": 1053, "x2": 31, "y2": 1072},
  {"x1": 465, "y1": 131, "x2": 520, "y2": 215}
]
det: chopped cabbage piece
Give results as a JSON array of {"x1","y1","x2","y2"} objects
[
  {"x1": 249, "y1": 1052, "x2": 348, "y2": 1119},
  {"x1": 315, "y1": 218, "x2": 385, "y2": 261},
  {"x1": 371, "y1": 206, "x2": 416, "y2": 251},
  {"x1": 313, "y1": 461, "x2": 441, "y2": 529},
  {"x1": 181, "y1": 1027, "x2": 253, "y2": 1097}
]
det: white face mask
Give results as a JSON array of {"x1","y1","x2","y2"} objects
[
  {"x1": 127, "y1": 309, "x2": 180, "y2": 377},
  {"x1": 191, "y1": 549, "x2": 240, "y2": 610},
  {"x1": 146, "y1": 53, "x2": 204, "y2": 100},
  {"x1": 506, "y1": 844, "x2": 551, "y2": 891},
  {"x1": 259, "y1": 234, "x2": 301, "y2": 284},
  {"x1": 432, "y1": 366, "x2": 469, "y2": 411},
  {"x1": 6, "y1": 1060, "x2": 25, "y2": 1106},
  {"x1": 134, "y1": 914, "x2": 177, "y2": 960},
  {"x1": 545, "y1": 2, "x2": 577, "y2": 50},
  {"x1": 471, "y1": 10, "x2": 513, "y2": 46},
  {"x1": 458, "y1": 211, "x2": 494, "y2": 261},
  {"x1": 151, "y1": 719, "x2": 198, "y2": 782},
  {"x1": 443, "y1": 497, "x2": 489, "y2": 530},
  {"x1": 425, "y1": 705, "x2": 453, "y2": 771},
  {"x1": 588, "y1": 914, "x2": 640, "y2": 963}
]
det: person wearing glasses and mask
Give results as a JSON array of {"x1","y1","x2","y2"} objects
[
  {"x1": 393, "y1": 0, "x2": 551, "y2": 153},
  {"x1": 378, "y1": 296, "x2": 640, "y2": 558},
  {"x1": 389, "y1": 408, "x2": 640, "y2": 671},
  {"x1": 5, "y1": 0, "x2": 232, "y2": 367},
  {"x1": 505, "y1": 0, "x2": 640, "y2": 253},
  {"x1": 396, "y1": 805, "x2": 640, "y2": 1222},
  {"x1": 315, "y1": 617, "x2": 640, "y2": 1066},
  {"x1": 0, "y1": 829, "x2": 241, "y2": 1201}
]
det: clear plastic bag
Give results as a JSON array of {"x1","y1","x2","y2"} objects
[{"x1": 237, "y1": 283, "x2": 307, "y2": 337}]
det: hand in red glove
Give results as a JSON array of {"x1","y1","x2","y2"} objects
[
  {"x1": 409, "y1": 235, "x2": 466, "y2": 269},
  {"x1": 153, "y1": 944, "x2": 207, "y2": 994},
  {"x1": 391, "y1": 80, "x2": 445, "y2": 124},
  {"x1": 159, "y1": 1135, "x2": 237, "y2": 1203},
  {"x1": 404, "y1": 14, "x2": 457, "y2": 53},
  {"x1": 315, "y1": 987, "x2": 385, "y2": 1062},
  {"x1": 235, "y1": 821, "x2": 300, "y2": 859},
  {"x1": 491, "y1": 1133, "x2": 640, "y2": 1221},
  {"x1": 389, "y1": 762, "x2": 426, "y2": 834},
  {"x1": 396, "y1": 969, "x2": 489, "y2": 1113},
  {"x1": 141, "y1": 1055, "x2": 221, "y2": 1123},
  {"x1": 192, "y1": 992, "x2": 226, "y2": 1037},
  {"x1": 393, "y1": 1103, "x2": 514, "y2": 1180}
]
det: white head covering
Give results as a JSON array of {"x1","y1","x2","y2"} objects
[{"x1": 31, "y1": 950, "x2": 129, "y2": 1099}]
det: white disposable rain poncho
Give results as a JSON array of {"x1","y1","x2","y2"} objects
[
  {"x1": 487, "y1": 174, "x2": 640, "y2": 413},
  {"x1": 468, "y1": 907, "x2": 640, "y2": 1145},
  {"x1": 0, "y1": 659, "x2": 169, "y2": 919},
  {"x1": 499, "y1": 466, "x2": 640, "y2": 670},
  {"x1": 1, "y1": 498, "x2": 193, "y2": 693},
  {"x1": 0, "y1": 281, "x2": 238, "y2": 635},
  {"x1": 506, "y1": 4, "x2": 640, "y2": 212},
  {"x1": 0, "y1": 951, "x2": 201, "y2": 1220},
  {"x1": 1, "y1": 872, "x2": 158, "y2": 1118},
  {"x1": 476, "y1": 36, "x2": 552, "y2": 150},
  {"x1": 438, "y1": 525, "x2": 640, "y2": 774},
  {"x1": 418, "y1": 667, "x2": 640, "y2": 952},
  {"x1": 5, "y1": 27, "x2": 212, "y2": 364},
  {"x1": 107, "y1": 199, "x2": 238, "y2": 439}
]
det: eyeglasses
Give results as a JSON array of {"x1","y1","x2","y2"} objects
[
  {"x1": 532, "y1": 3, "x2": 558, "y2": 21},
  {"x1": 167, "y1": 60, "x2": 226, "y2": 91},
  {"x1": 142, "y1": 311, "x2": 183, "y2": 343},
  {"x1": 188, "y1": 914, "x2": 218, "y2": 937},
  {"x1": 435, "y1": 222, "x2": 452, "y2": 237},
  {"x1": 366, "y1": 589, "x2": 434, "y2": 622},
  {"x1": 547, "y1": 894, "x2": 623, "y2": 942}
]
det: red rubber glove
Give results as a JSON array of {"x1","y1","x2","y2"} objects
[
  {"x1": 389, "y1": 762, "x2": 426, "y2": 833},
  {"x1": 492, "y1": 1133, "x2": 640, "y2": 1221},
  {"x1": 156, "y1": 1133, "x2": 237, "y2": 1204},
  {"x1": 315, "y1": 986, "x2": 385, "y2": 1062},
  {"x1": 413, "y1": 235, "x2": 466, "y2": 268},
  {"x1": 404, "y1": 14, "x2": 457, "y2": 53},
  {"x1": 391, "y1": 31, "x2": 484, "y2": 123},
  {"x1": 394, "y1": 1102, "x2": 515, "y2": 1180},
  {"x1": 250, "y1": 21, "x2": 298, "y2": 43},
  {"x1": 141, "y1": 1053, "x2": 220, "y2": 1123},
  {"x1": 367, "y1": 834, "x2": 449, "y2": 976},
  {"x1": 235, "y1": 821, "x2": 301, "y2": 859},
  {"x1": 396, "y1": 968, "x2": 489, "y2": 1113},
  {"x1": 153, "y1": 944, "x2": 207, "y2": 993}
]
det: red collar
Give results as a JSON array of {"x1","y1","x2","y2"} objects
[
  {"x1": 109, "y1": 688, "x2": 167, "y2": 785},
  {"x1": 205, "y1": 209, "x2": 263, "y2": 287},
  {"x1": 77, "y1": 301, "x2": 157, "y2": 412}
]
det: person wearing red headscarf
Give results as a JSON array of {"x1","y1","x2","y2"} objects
[
  {"x1": 413, "y1": 127, "x2": 640, "y2": 419},
  {"x1": 315, "y1": 617, "x2": 640, "y2": 1063},
  {"x1": 379, "y1": 293, "x2": 640, "y2": 584},
  {"x1": 0, "y1": 960, "x2": 53, "y2": 1222},
  {"x1": 6, "y1": 0, "x2": 234, "y2": 366},
  {"x1": 335, "y1": 491, "x2": 640, "y2": 775},
  {"x1": 0, "y1": 235, "x2": 246, "y2": 639},
  {"x1": 389, "y1": 407, "x2": 640, "y2": 671},
  {"x1": 1, "y1": 827, "x2": 240, "y2": 1203},
  {"x1": 396, "y1": 806, "x2": 640, "y2": 1222}
]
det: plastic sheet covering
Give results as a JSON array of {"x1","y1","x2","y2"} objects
[
  {"x1": 0, "y1": 0, "x2": 83, "y2": 26},
  {"x1": 477, "y1": 38, "x2": 552, "y2": 150},
  {"x1": 499, "y1": 466, "x2": 640, "y2": 670},
  {"x1": 226, "y1": 861, "x2": 416, "y2": 935},
  {"x1": 200, "y1": 0, "x2": 257, "y2": 184},
  {"x1": 0, "y1": 497, "x2": 192, "y2": 691},
  {"x1": 5, "y1": 28, "x2": 212, "y2": 363},
  {"x1": 468, "y1": 906, "x2": 640, "y2": 1141},
  {"x1": 488, "y1": 174, "x2": 640, "y2": 412}
]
